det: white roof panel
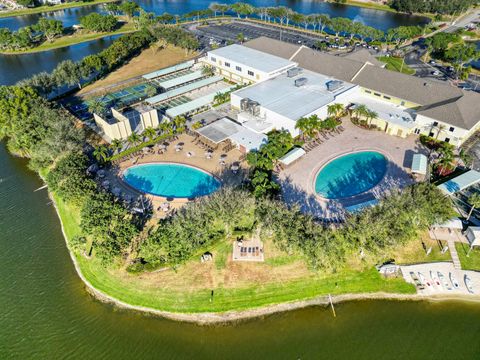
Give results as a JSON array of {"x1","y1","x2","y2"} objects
[
  {"x1": 279, "y1": 147, "x2": 306, "y2": 166},
  {"x1": 209, "y1": 44, "x2": 295, "y2": 74},
  {"x1": 412, "y1": 153, "x2": 428, "y2": 174},
  {"x1": 438, "y1": 170, "x2": 480, "y2": 195},
  {"x1": 142, "y1": 60, "x2": 194, "y2": 80}
]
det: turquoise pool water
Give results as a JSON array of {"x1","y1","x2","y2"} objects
[
  {"x1": 123, "y1": 163, "x2": 221, "y2": 198},
  {"x1": 315, "y1": 151, "x2": 387, "y2": 199}
]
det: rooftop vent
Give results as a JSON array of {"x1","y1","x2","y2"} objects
[
  {"x1": 326, "y1": 80, "x2": 344, "y2": 92},
  {"x1": 287, "y1": 67, "x2": 303, "y2": 78},
  {"x1": 294, "y1": 77, "x2": 308, "y2": 87}
]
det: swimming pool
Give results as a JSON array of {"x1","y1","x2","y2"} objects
[
  {"x1": 123, "y1": 163, "x2": 221, "y2": 198},
  {"x1": 315, "y1": 151, "x2": 387, "y2": 199}
]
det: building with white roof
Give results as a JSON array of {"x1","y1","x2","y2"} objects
[
  {"x1": 231, "y1": 68, "x2": 357, "y2": 137},
  {"x1": 204, "y1": 44, "x2": 297, "y2": 84},
  {"x1": 203, "y1": 39, "x2": 480, "y2": 147}
]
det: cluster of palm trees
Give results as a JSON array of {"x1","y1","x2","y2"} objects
[
  {"x1": 295, "y1": 103, "x2": 344, "y2": 140},
  {"x1": 349, "y1": 104, "x2": 378, "y2": 128},
  {"x1": 92, "y1": 116, "x2": 187, "y2": 162}
]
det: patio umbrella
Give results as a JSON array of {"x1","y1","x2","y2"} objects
[
  {"x1": 101, "y1": 180, "x2": 110, "y2": 188},
  {"x1": 231, "y1": 164, "x2": 239, "y2": 171},
  {"x1": 220, "y1": 154, "x2": 227, "y2": 159}
]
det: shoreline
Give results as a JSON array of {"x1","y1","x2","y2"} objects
[
  {"x1": 46, "y1": 185, "x2": 480, "y2": 325},
  {"x1": 0, "y1": 0, "x2": 117, "y2": 19}
]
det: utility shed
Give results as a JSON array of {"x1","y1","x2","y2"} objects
[
  {"x1": 465, "y1": 227, "x2": 480, "y2": 248},
  {"x1": 411, "y1": 153, "x2": 428, "y2": 175}
]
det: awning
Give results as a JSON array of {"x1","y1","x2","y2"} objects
[
  {"x1": 411, "y1": 153, "x2": 428, "y2": 175},
  {"x1": 279, "y1": 147, "x2": 306, "y2": 166},
  {"x1": 142, "y1": 60, "x2": 194, "y2": 80},
  {"x1": 437, "y1": 170, "x2": 480, "y2": 195}
]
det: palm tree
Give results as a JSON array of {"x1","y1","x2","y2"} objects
[
  {"x1": 327, "y1": 103, "x2": 344, "y2": 119},
  {"x1": 353, "y1": 104, "x2": 369, "y2": 121},
  {"x1": 433, "y1": 123, "x2": 447, "y2": 140},
  {"x1": 467, "y1": 193, "x2": 480, "y2": 220},
  {"x1": 366, "y1": 109, "x2": 378, "y2": 126},
  {"x1": 93, "y1": 145, "x2": 109, "y2": 163},
  {"x1": 437, "y1": 151, "x2": 455, "y2": 176},
  {"x1": 127, "y1": 132, "x2": 141, "y2": 147},
  {"x1": 201, "y1": 66, "x2": 214, "y2": 77},
  {"x1": 110, "y1": 139, "x2": 123, "y2": 154},
  {"x1": 143, "y1": 127, "x2": 157, "y2": 142},
  {"x1": 173, "y1": 116, "x2": 186, "y2": 130},
  {"x1": 236, "y1": 32, "x2": 245, "y2": 43}
]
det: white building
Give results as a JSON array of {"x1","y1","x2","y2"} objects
[
  {"x1": 205, "y1": 38, "x2": 480, "y2": 146},
  {"x1": 203, "y1": 44, "x2": 297, "y2": 84}
]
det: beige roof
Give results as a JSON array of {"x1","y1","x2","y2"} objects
[
  {"x1": 342, "y1": 49, "x2": 385, "y2": 68},
  {"x1": 417, "y1": 92, "x2": 480, "y2": 129},
  {"x1": 243, "y1": 37, "x2": 480, "y2": 130},
  {"x1": 351, "y1": 65, "x2": 464, "y2": 106},
  {"x1": 243, "y1": 37, "x2": 301, "y2": 60}
]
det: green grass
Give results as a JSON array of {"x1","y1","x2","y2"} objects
[
  {"x1": 213, "y1": 241, "x2": 231, "y2": 270},
  {"x1": 1, "y1": 23, "x2": 135, "y2": 54},
  {"x1": 51, "y1": 190, "x2": 416, "y2": 314},
  {"x1": 456, "y1": 242, "x2": 480, "y2": 271},
  {"x1": 0, "y1": 0, "x2": 116, "y2": 19},
  {"x1": 378, "y1": 56, "x2": 416, "y2": 75}
]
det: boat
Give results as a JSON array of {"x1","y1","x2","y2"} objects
[
  {"x1": 449, "y1": 272, "x2": 460, "y2": 290},
  {"x1": 431, "y1": 270, "x2": 441, "y2": 288},
  {"x1": 438, "y1": 272, "x2": 452, "y2": 290},
  {"x1": 465, "y1": 275, "x2": 474, "y2": 294},
  {"x1": 410, "y1": 271, "x2": 425, "y2": 290},
  {"x1": 418, "y1": 272, "x2": 431, "y2": 288}
]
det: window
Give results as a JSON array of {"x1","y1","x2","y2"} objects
[
  {"x1": 429, "y1": 132, "x2": 434, "y2": 137},
  {"x1": 236, "y1": 66, "x2": 242, "y2": 72},
  {"x1": 225, "y1": 62, "x2": 230, "y2": 67},
  {"x1": 210, "y1": 56, "x2": 216, "y2": 63},
  {"x1": 433, "y1": 121, "x2": 438, "y2": 126},
  {"x1": 374, "y1": 92, "x2": 381, "y2": 97},
  {"x1": 445, "y1": 138, "x2": 450, "y2": 143},
  {"x1": 365, "y1": 90, "x2": 372, "y2": 94},
  {"x1": 248, "y1": 70, "x2": 254, "y2": 76},
  {"x1": 383, "y1": 95, "x2": 391, "y2": 100},
  {"x1": 414, "y1": 129, "x2": 420, "y2": 134},
  {"x1": 449, "y1": 126, "x2": 455, "y2": 132},
  {"x1": 400, "y1": 101, "x2": 405, "y2": 106}
]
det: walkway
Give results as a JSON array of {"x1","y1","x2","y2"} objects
[
  {"x1": 278, "y1": 118, "x2": 425, "y2": 219},
  {"x1": 447, "y1": 238, "x2": 462, "y2": 269}
]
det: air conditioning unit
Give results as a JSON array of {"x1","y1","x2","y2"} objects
[
  {"x1": 287, "y1": 67, "x2": 303, "y2": 78},
  {"x1": 240, "y1": 98, "x2": 249, "y2": 111},
  {"x1": 250, "y1": 101, "x2": 260, "y2": 116},
  {"x1": 294, "y1": 77, "x2": 308, "y2": 87},
  {"x1": 326, "y1": 80, "x2": 344, "y2": 92}
]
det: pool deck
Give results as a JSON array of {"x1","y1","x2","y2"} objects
[
  {"x1": 103, "y1": 133, "x2": 247, "y2": 217},
  {"x1": 279, "y1": 118, "x2": 428, "y2": 220}
]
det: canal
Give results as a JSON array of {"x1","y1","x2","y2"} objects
[{"x1": 1, "y1": 143, "x2": 480, "y2": 359}]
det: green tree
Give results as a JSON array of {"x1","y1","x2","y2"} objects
[
  {"x1": 119, "y1": 1, "x2": 140, "y2": 19},
  {"x1": 467, "y1": 193, "x2": 480, "y2": 220},
  {"x1": 127, "y1": 132, "x2": 141, "y2": 146},
  {"x1": 93, "y1": 145, "x2": 109, "y2": 163},
  {"x1": 143, "y1": 127, "x2": 156, "y2": 142},
  {"x1": 80, "y1": 13, "x2": 118, "y2": 33},
  {"x1": 33, "y1": 17, "x2": 64, "y2": 42}
]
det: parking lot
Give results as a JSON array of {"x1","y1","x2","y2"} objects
[{"x1": 190, "y1": 21, "x2": 326, "y2": 49}]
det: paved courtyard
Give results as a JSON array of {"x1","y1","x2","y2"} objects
[{"x1": 279, "y1": 118, "x2": 428, "y2": 220}]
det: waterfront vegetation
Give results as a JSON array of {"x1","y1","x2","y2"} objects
[
  {"x1": 389, "y1": 0, "x2": 476, "y2": 15},
  {"x1": 0, "y1": 0, "x2": 117, "y2": 19}
]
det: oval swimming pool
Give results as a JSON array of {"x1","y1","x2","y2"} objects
[
  {"x1": 123, "y1": 163, "x2": 221, "y2": 198},
  {"x1": 315, "y1": 151, "x2": 387, "y2": 199}
]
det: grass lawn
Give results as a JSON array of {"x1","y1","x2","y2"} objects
[
  {"x1": 78, "y1": 44, "x2": 197, "y2": 95},
  {"x1": 340, "y1": 0, "x2": 395, "y2": 12},
  {"x1": 1, "y1": 22, "x2": 135, "y2": 55},
  {"x1": 0, "y1": 0, "x2": 116, "y2": 19},
  {"x1": 52, "y1": 191, "x2": 414, "y2": 314},
  {"x1": 378, "y1": 56, "x2": 416, "y2": 75},
  {"x1": 390, "y1": 232, "x2": 452, "y2": 265},
  {"x1": 456, "y1": 242, "x2": 480, "y2": 271}
]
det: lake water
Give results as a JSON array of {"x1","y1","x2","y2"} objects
[
  {"x1": 0, "y1": 0, "x2": 428, "y2": 31},
  {"x1": 0, "y1": 0, "x2": 429, "y2": 85},
  {"x1": 1, "y1": 143, "x2": 480, "y2": 359}
]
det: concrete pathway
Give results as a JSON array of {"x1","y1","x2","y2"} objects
[{"x1": 447, "y1": 238, "x2": 462, "y2": 270}]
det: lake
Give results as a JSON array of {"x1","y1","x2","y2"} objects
[
  {"x1": 0, "y1": 0, "x2": 429, "y2": 85},
  {"x1": 0, "y1": 0, "x2": 428, "y2": 31},
  {"x1": 1, "y1": 143, "x2": 480, "y2": 359}
]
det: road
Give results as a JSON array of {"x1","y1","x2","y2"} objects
[{"x1": 443, "y1": 9, "x2": 480, "y2": 33}]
